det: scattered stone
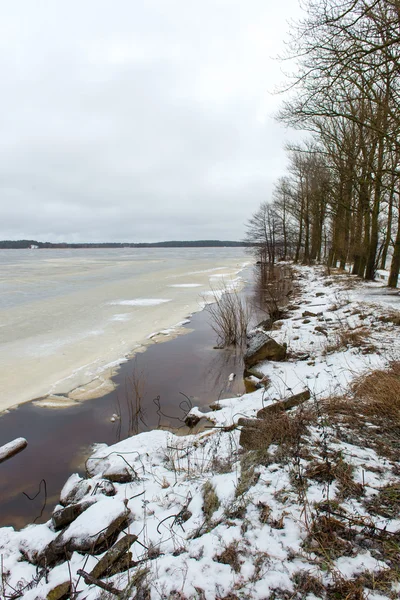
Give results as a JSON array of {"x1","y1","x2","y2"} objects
[
  {"x1": 303, "y1": 319, "x2": 311, "y2": 324},
  {"x1": 302, "y1": 311, "x2": 317, "y2": 318},
  {"x1": 244, "y1": 331, "x2": 287, "y2": 368},
  {"x1": 257, "y1": 390, "x2": 311, "y2": 419},
  {"x1": 185, "y1": 414, "x2": 201, "y2": 428},
  {"x1": 52, "y1": 498, "x2": 97, "y2": 531},
  {"x1": 315, "y1": 292, "x2": 325, "y2": 297},
  {"x1": 314, "y1": 326, "x2": 328, "y2": 336},
  {"x1": 208, "y1": 402, "x2": 222, "y2": 411},
  {"x1": 89, "y1": 533, "x2": 137, "y2": 579},
  {"x1": 287, "y1": 304, "x2": 301, "y2": 311},
  {"x1": 271, "y1": 320, "x2": 284, "y2": 330}
]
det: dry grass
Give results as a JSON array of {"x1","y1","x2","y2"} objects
[
  {"x1": 365, "y1": 483, "x2": 400, "y2": 519},
  {"x1": 377, "y1": 310, "x2": 400, "y2": 326},
  {"x1": 303, "y1": 514, "x2": 354, "y2": 560},
  {"x1": 204, "y1": 284, "x2": 250, "y2": 348},
  {"x1": 202, "y1": 481, "x2": 220, "y2": 520},
  {"x1": 352, "y1": 361, "x2": 400, "y2": 425},
  {"x1": 325, "y1": 325, "x2": 373, "y2": 353},
  {"x1": 240, "y1": 405, "x2": 315, "y2": 457},
  {"x1": 214, "y1": 542, "x2": 242, "y2": 573}
]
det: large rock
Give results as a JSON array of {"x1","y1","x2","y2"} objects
[
  {"x1": 48, "y1": 498, "x2": 130, "y2": 560},
  {"x1": 244, "y1": 331, "x2": 287, "y2": 368},
  {"x1": 52, "y1": 498, "x2": 97, "y2": 531}
]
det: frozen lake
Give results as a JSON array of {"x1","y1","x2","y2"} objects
[{"x1": 0, "y1": 247, "x2": 247, "y2": 411}]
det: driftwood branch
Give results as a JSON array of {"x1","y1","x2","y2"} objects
[{"x1": 0, "y1": 438, "x2": 27, "y2": 464}]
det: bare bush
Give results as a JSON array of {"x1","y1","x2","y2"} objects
[{"x1": 204, "y1": 283, "x2": 250, "y2": 348}]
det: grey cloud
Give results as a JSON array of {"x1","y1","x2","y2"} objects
[{"x1": 0, "y1": 0, "x2": 302, "y2": 242}]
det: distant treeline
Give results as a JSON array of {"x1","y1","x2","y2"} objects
[{"x1": 0, "y1": 240, "x2": 247, "y2": 249}]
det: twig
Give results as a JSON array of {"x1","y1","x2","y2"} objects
[{"x1": 76, "y1": 570, "x2": 122, "y2": 596}]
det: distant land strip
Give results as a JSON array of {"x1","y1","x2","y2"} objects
[{"x1": 0, "y1": 240, "x2": 248, "y2": 249}]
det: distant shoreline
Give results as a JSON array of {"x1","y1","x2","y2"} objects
[{"x1": 0, "y1": 239, "x2": 247, "y2": 249}]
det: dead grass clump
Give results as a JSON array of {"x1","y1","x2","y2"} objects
[
  {"x1": 352, "y1": 361, "x2": 400, "y2": 426},
  {"x1": 333, "y1": 457, "x2": 364, "y2": 500},
  {"x1": 326, "y1": 574, "x2": 366, "y2": 600},
  {"x1": 241, "y1": 406, "x2": 315, "y2": 460},
  {"x1": 211, "y1": 455, "x2": 234, "y2": 474},
  {"x1": 292, "y1": 570, "x2": 324, "y2": 598},
  {"x1": 303, "y1": 515, "x2": 354, "y2": 560},
  {"x1": 214, "y1": 542, "x2": 242, "y2": 573},
  {"x1": 235, "y1": 466, "x2": 259, "y2": 497},
  {"x1": 325, "y1": 325, "x2": 372, "y2": 353},
  {"x1": 365, "y1": 483, "x2": 400, "y2": 519},
  {"x1": 378, "y1": 310, "x2": 400, "y2": 326},
  {"x1": 258, "y1": 502, "x2": 271, "y2": 524},
  {"x1": 202, "y1": 481, "x2": 220, "y2": 520},
  {"x1": 357, "y1": 567, "x2": 400, "y2": 595}
]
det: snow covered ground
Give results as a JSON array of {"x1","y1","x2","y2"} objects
[{"x1": 1, "y1": 265, "x2": 400, "y2": 599}]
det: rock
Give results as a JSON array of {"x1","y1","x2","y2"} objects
[
  {"x1": 46, "y1": 581, "x2": 70, "y2": 600},
  {"x1": 244, "y1": 377, "x2": 261, "y2": 394},
  {"x1": 208, "y1": 402, "x2": 222, "y2": 411},
  {"x1": 60, "y1": 474, "x2": 92, "y2": 506},
  {"x1": 100, "y1": 479, "x2": 117, "y2": 496},
  {"x1": 238, "y1": 417, "x2": 259, "y2": 427},
  {"x1": 316, "y1": 292, "x2": 325, "y2": 297},
  {"x1": 287, "y1": 304, "x2": 301, "y2": 311},
  {"x1": 90, "y1": 533, "x2": 137, "y2": 579},
  {"x1": 52, "y1": 498, "x2": 97, "y2": 531},
  {"x1": 256, "y1": 317, "x2": 273, "y2": 331},
  {"x1": 184, "y1": 414, "x2": 201, "y2": 428},
  {"x1": 302, "y1": 319, "x2": 311, "y2": 324},
  {"x1": 244, "y1": 332, "x2": 287, "y2": 368},
  {"x1": 257, "y1": 390, "x2": 311, "y2": 419},
  {"x1": 103, "y1": 466, "x2": 135, "y2": 484},
  {"x1": 314, "y1": 326, "x2": 328, "y2": 336},
  {"x1": 302, "y1": 311, "x2": 317, "y2": 318},
  {"x1": 49, "y1": 498, "x2": 130, "y2": 558},
  {"x1": 245, "y1": 367, "x2": 264, "y2": 380},
  {"x1": 271, "y1": 320, "x2": 284, "y2": 330}
]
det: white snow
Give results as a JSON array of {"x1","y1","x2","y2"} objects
[
  {"x1": 109, "y1": 298, "x2": 172, "y2": 306},
  {"x1": 1, "y1": 265, "x2": 400, "y2": 599}
]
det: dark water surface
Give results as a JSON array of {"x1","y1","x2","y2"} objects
[{"x1": 0, "y1": 287, "x2": 250, "y2": 529}]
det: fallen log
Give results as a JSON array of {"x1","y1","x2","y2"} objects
[
  {"x1": 257, "y1": 390, "x2": 310, "y2": 419},
  {"x1": 0, "y1": 437, "x2": 28, "y2": 464}
]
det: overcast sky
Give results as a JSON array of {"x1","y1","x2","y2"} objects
[{"x1": 0, "y1": 0, "x2": 302, "y2": 243}]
